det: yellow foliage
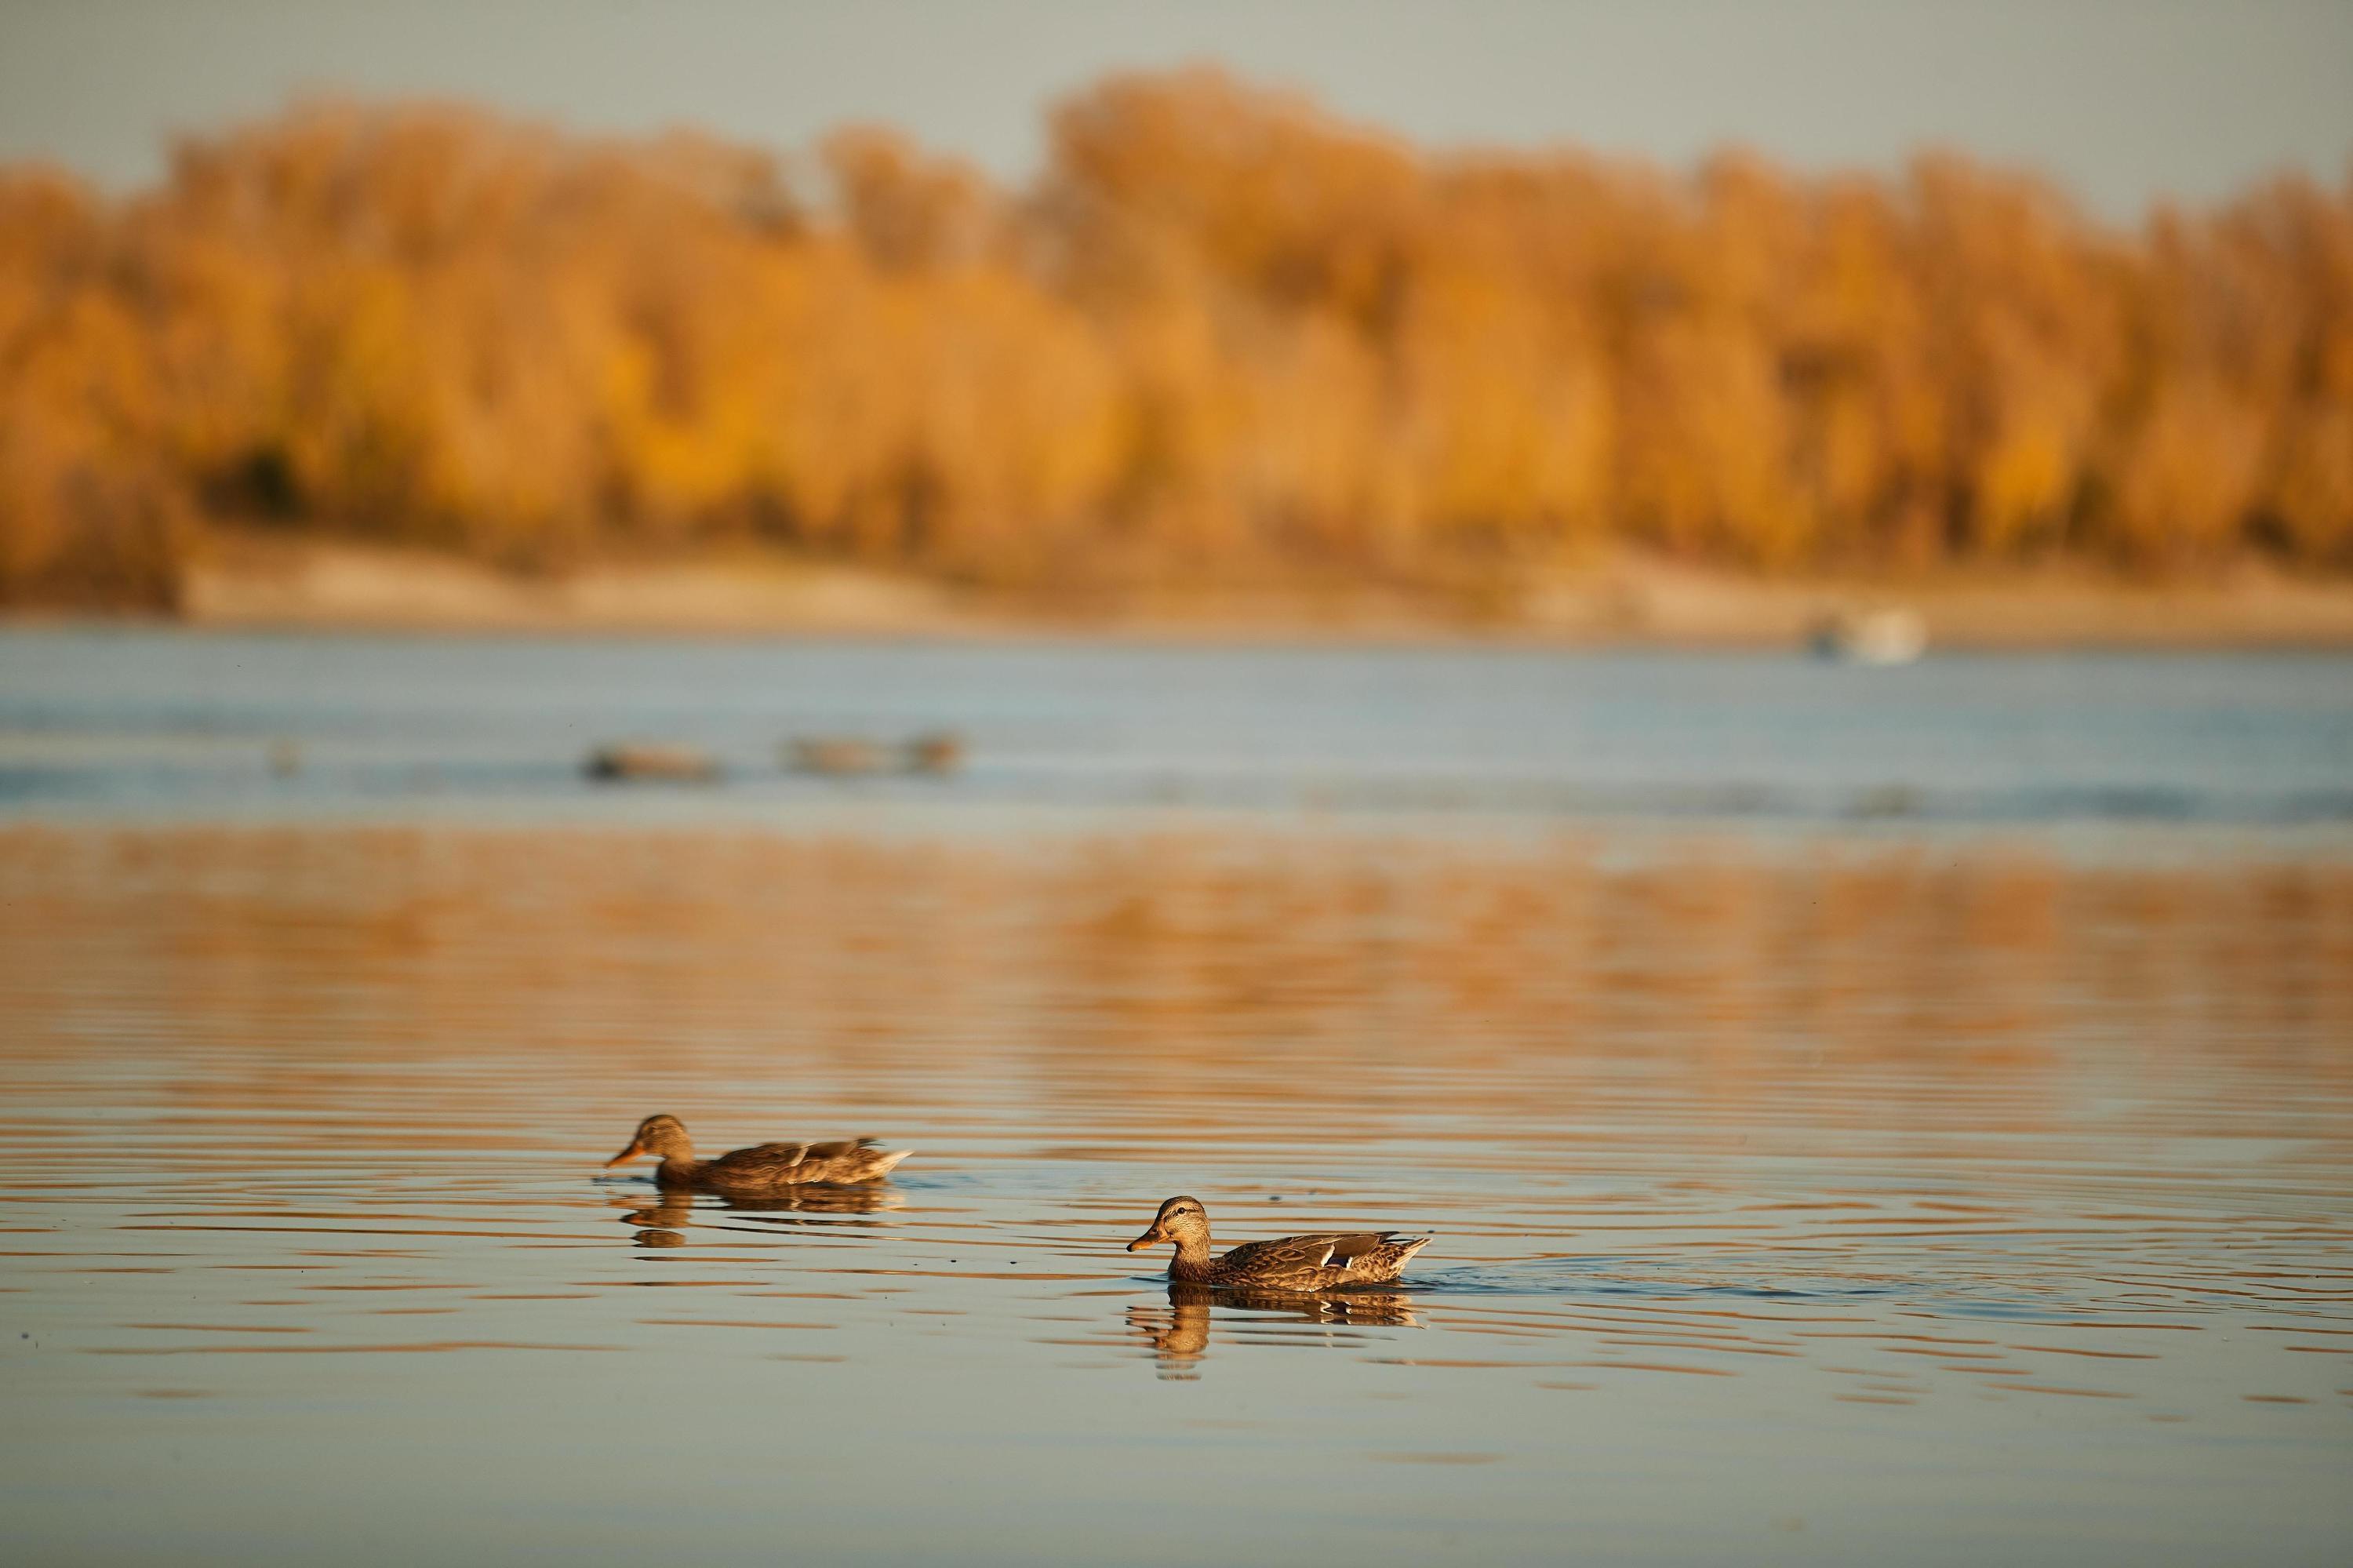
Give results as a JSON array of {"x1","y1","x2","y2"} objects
[{"x1": 3, "y1": 74, "x2": 2351, "y2": 606}]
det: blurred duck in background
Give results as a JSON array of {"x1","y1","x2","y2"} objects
[{"x1": 604, "y1": 1114, "x2": 911, "y2": 1193}]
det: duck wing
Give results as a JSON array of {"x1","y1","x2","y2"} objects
[
  {"x1": 1217, "y1": 1232, "x2": 1357, "y2": 1274},
  {"x1": 1220, "y1": 1230, "x2": 1425, "y2": 1282},
  {"x1": 795, "y1": 1137, "x2": 887, "y2": 1164},
  {"x1": 704, "y1": 1137, "x2": 882, "y2": 1181},
  {"x1": 1219, "y1": 1234, "x2": 1337, "y2": 1273},
  {"x1": 1323, "y1": 1232, "x2": 1410, "y2": 1267}
]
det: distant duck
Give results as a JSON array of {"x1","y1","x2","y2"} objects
[
  {"x1": 585, "y1": 743, "x2": 720, "y2": 782},
  {"x1": 604, "y1": 1114, "x2": 911, "y2": 1194},
  {"x1": 904, "y1": 731, "x2": 965, "y2": 775},
  {"x1": 1126, "y1": 1195, "x2": 1431, "y2": 1290},
  {"x1": 786, "y1": 732, "x2": 966, "y2": 777},
  {"x1": 787, "y1": 737, "x2": 890, "y2": 776},
  {"x1": 1809, "y1": 606, "x2": 1926, "y2": 665}
]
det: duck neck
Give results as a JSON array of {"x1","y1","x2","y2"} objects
[
  {"x1": 653, "y1": 1154, "x2": 704, "y2": 1186},
  {"x1": 1166, "y1": 1231, "x2": 1214, "y2": 1279}
]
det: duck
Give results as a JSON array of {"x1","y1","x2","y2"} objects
[
  {"x1": 603, "y1": 1114, "x2": 911, "y2": 1195},
  {"x1": 1125, "y1": 1195, "x2": 1430, "y2": 1290}
]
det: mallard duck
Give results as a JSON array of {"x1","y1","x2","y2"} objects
[
  {"x1": 786, "y1": 737, "x2": 889, "y2": 776},
  {"x1": 603, "y1": 1114, "x2": 910, "y2": 1195},
  {"x1": 584, "y1": 744, "x2": 719, "y2": 783},
  {"x1": 1126, "y1": 1195, "x2": 1430, "y2": 1290}
]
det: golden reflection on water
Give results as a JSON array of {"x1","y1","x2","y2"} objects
[
  {"x1": 4, "y1": 826, "x2": 2348, "y2": 1191},
  {"x1": 2, "y1": 824, "x2": 2351, "y2": 1562}
]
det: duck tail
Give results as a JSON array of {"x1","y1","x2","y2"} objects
[{"x1": 874, "y1": 1148, "x2": 913, "y2": 1176}]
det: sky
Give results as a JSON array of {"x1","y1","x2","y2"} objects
[{"x1": 2, "y1": 0, "x2": 2349, "y2": 218}]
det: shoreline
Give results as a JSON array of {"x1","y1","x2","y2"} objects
[{"x1": 11, "y1": 534, "x2": 2353, "y2": 649}]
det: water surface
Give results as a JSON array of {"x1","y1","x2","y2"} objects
[
  {"x1": 3, "y1": 630, "x2": 2349, "y2": 826},
  {"x1": 1, "y1": 633, "x2": 2349, "y2": 1564}
]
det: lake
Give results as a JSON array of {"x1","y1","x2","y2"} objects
[{"x1": 2, "y1": 630, "x2": 2349, "y2": 1565}]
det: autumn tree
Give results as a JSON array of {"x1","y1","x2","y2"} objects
[{"x1": 2, "y1": 71, "x2": 2348, "y2": 607}]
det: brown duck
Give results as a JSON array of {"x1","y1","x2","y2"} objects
[
  {"x1": 604, "y1": 1114, "x2": 911, "y2": 1195},
  {"x1": 1126, "y1": 1195, "x2": 1430, "y2": 1290}
]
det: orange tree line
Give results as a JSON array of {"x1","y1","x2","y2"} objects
[{"x1": 3, "y1": 68, "x2": 2349, "y2": 606}]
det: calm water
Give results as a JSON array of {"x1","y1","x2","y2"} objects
[
  {"x1": 2, "y1": 630, "x2": 2350, "y2": 825},
  {"x1": 2, "y1": 631, "x2": 2350, "y2": 1565}
]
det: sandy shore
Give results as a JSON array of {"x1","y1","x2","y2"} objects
[{"x1": 22, "y1": 533, "x2": 2353, "y2": 647}]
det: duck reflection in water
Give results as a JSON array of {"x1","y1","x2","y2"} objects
[
  {"x1": 613, "y1": 1184, "x2": 904, "y2": 1248},
  {"x1": 1129, "y1": 1282, "x2": 1420, "y2": 1380}
]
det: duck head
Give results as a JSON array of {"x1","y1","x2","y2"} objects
[
  {"x1": 606, "y1": 1114, "x2": 693, "y2": 1167},
  {"x1": 1127, "y1": 1195, "x2": 1211, "y2": 1253}
]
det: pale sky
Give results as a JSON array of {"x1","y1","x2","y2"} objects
[{"x1": 2, "y1": 0, "x2": 2348, "y2": 218}]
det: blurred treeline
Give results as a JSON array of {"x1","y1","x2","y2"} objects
[{"x1": 3, "y1": 69, "x2": 2350, "y2": 607}]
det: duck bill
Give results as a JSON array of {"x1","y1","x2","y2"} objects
[
  {"x1": 604, "y1": 1141, "x2": 645, "y2": 1169},
  {"x1": 1126, "y1": 1225, "x2": 1164, "y2": 1253}
]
